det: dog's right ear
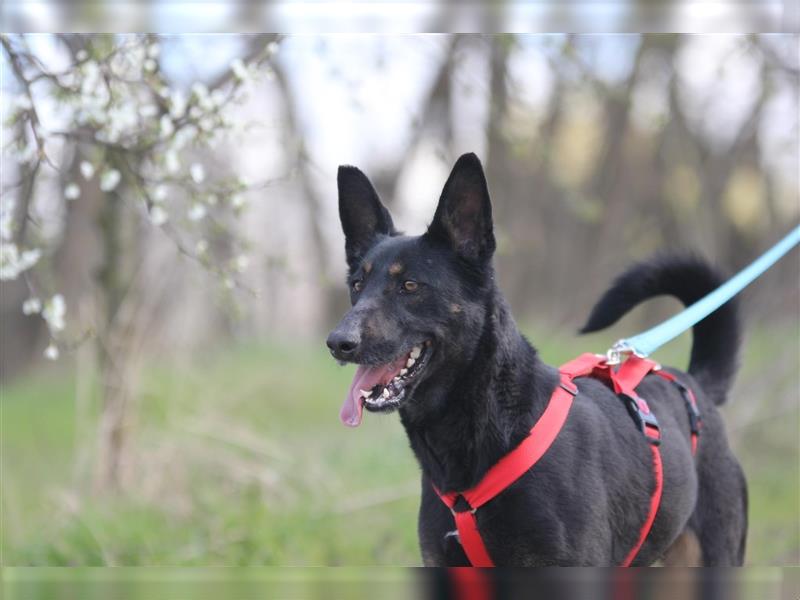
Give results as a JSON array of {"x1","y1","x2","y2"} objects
[{"x1": 337, "y1": 166, "x2": 395, "y2": 268}]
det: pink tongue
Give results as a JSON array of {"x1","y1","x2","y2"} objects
[{"x1": 340, "y1": 356, "x2": 407, "y2": 427}]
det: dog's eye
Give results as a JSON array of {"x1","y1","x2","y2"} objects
[
  {"x1": 402, "y1": 280, "x2": 419, "y2": 293},
  {"x1": 352, "y1": 280, "x2": 363, "y2": 293}
]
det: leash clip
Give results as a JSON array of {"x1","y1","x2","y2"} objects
[{"x1": 606, "y1": 339, "x2": 645, "y2": 366}]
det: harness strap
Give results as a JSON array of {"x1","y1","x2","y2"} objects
[
  {"x1": 653, "y1": 369, "x2": 701, "y2": 455},
  {"x1": 620, "y1": 442, "x2": 664, "y2": 567},
  {"x1": 435, "y1": 352, "x2": 699, "y2": 567},
  {"x1": 436, "y1": 373, "x2": 579, "y2": 567},
  {"x1": 451, "y1": 510, "x2": 493, "y2": 567},
  {"x1": 607, "y1": 355, "x2": 664, "y2": 566}
]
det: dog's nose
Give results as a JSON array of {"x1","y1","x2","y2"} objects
[{"x1": 326, "y1": 330, "x2": 360, "y2": 359}]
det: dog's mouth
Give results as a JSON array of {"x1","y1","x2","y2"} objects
[{"x1": 340, "y1": 341, "x2": 432, "y2": 427}]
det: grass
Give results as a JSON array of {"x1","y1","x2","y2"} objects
[{"x1": 1, "y1": 325, "x2": 798, "y2": 566}]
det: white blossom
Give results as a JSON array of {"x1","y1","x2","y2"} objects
[
  {"x1": 149, "y1": 205, "x2": 168, "y2": 226},
  {"x1": 80, "y1": 61, "x2": 103, "y2": 100},
  {"x1": 1, "y1": 197, "x2": 15, "y2": 240},
  {"x1": 165, "y1": 150, "x2": 180, "y2": 174},
  {"x1": 80, "y1": 161, "x2": 95, "y2": 180},
  {"x1": 190, "y1": 163, "x2": 205, "y2": 183},
  {"x1": 44, "y1": 343, "x2": 60, "y2": 361},
  {"x1": 0, "y1": 245, "x2": 41, "y2": 280},
  {"x1": 230, "y1": 193, "x2": 246, "y2": 209},
  {"x1": 230, "y1": 58, "x2": 248, "y2": 81},
  {"x1": 234, "y1": 254, "x2": 249, "y2": 272},
  {"x1": 100, "y1": 169, "x2": 122, "y2": 192},
  {"x1": 153, "y1": 185, "x2": 168, "y2": 202},
  {"x1": 64, "y1": 183, "x2": 81, "y2": 200},
  {"x1": 267, "y1": 41, "x2": 280, "y2": 56},
  {"x1": 42, "y1": 294, "x2": 66, "y2": 332},
  {"x1": 14, "y1": 95, "x2": 33, "y2": 111},
  {"x1": 211, "y1": 89, "x2": 226, "y2": 107},
  {"x1": 160, "y1": 115, "x2": 175, "y2": 138},
  {"x1": 199, "y1": 116, "x2": 215, "y2": 132},
  {"x1": 139, "y1": 104, "x2": 158, "y2": 118},
  {"x1": 169, "y1": 89, "x2": 187, "y2": 119},
  {"x1": 188, "y1": 204, "x2": 207, "y2": 221},
  {"x1": 2, "y1": 36, "x2": 265, "y2": 335},
  {"x1": 22, "y1": 297, "x2": 42, "y2": 315},
  {"x1": 173, "y1": 125, "x2": 197, "y2": 149},
  {"x1": 106, "y1": 102, "x2": 138, "y2": 140},
  {"x1": 191, "y1": 82, "x2": 209, "y2": 100}
]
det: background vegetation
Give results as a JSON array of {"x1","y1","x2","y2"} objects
[
  {"x1": 4, "y1": 323, "x2": 798, "y2": 565},
  {"x1": 2, "y1": 32, "x2": 798, "y2": 566}
]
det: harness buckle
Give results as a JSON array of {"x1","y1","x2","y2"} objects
[
  {"x1": 620, "y1": 392, "x2": 661, "y2": 445},
  {"x1": 559, "y1": 379, "x2": 579, "y2": 396}
]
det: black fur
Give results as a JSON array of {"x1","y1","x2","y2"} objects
[
  {"x1": 580, "y1": 254, "x2": 740, "y2": 406},
  {"x1": 338, "y1": 165, "x2": 398, "y2": 269},
  {"x1": 328, "y1": 153, "x2": 748, "y2": 566}
]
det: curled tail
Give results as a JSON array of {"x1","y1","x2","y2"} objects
[{"x1": 580, "y1": 254, "x2": 740, "y2": 405}]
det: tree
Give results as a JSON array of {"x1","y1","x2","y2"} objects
[{"x1": 1, "y1": 33, "x2": 281, "y2": 489}]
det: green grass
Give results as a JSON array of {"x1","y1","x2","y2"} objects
[{"x1": 2, "y1": 327, "x2": 798, "y2": 565}]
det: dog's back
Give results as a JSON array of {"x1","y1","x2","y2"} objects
[{"x1": 581, "y1": 254, "x2": 748, "y2": 565}]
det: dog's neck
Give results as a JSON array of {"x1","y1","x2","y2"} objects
[{"x1": 399, "y1": 288, "x2": 558, "y2": 493}]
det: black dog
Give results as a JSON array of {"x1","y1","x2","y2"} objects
[{"x1": 327, "y1": 153, "x2": 747, "y2": 566}]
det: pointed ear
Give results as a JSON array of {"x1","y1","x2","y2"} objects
[
  {"x1": 427, "y1": 153, "x2": 495, "y2": 261},
  {"x1": 337, "y1": 165, "x2": 395, "y2": 268}
]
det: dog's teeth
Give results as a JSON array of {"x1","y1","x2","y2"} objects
[
  {"x1": 361, "y1": 389, "x2": 372, "y2": 398},
  {"x1": 406, "y1": 358, "x2": 415, "y2": 367},
  {"x1": 410, "y1": 346, "x2": 421, "y2": 359},
  {"x1": 400, "y1": 368, "x2": 408, "y2": 376}
]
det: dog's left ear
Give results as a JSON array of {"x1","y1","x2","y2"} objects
[
  {"x1": 338, "y1": 165, "x2": 396, "y2": 268},
  {"x1": 427, "y1": 153, "x2": 495, "y2": 261}
]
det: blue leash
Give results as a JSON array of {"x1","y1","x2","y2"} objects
[{"x1": 608, "y1": 224, "x2": 800, "y2": 362}]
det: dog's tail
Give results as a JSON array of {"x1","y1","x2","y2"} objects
[{"x1": 579, "y1": 254, "x2": 740, "y2": 405}]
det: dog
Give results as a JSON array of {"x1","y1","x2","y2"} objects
[{"x1": 326, "y1": 153, "x2": 748, "y2": 566}]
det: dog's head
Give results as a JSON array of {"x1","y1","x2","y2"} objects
[{"x1": 327, "y1": 153, "x2": 496, "y2": 426}]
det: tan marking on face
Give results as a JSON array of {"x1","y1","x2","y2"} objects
[
  {"x1": 388, "y1": 262, "x2": 404, "y2": 275},
  {"x1": 363, "y1": 261, "x2": 372, "y2": 274},
  {"x1": 450, "y1": 303, "x2": 462, "y2": 313}
]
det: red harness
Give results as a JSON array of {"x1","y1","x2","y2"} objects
[{"x1": 434, "y1": 352, "x2": 700, "y2": 567}]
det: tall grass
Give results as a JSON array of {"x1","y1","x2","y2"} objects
[{"x1": 2, "y1": 326, "x2": 797, "y2": 565}]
